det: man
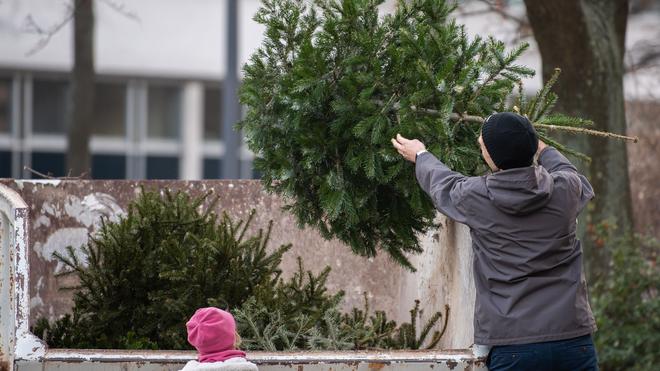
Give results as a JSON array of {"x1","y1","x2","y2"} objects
[{"x1": 391, "y1": 112, "x2": 599, "y2": 371}]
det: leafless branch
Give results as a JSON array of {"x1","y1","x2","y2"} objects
[
  {"x1": 24, "y1": 166, "x2": 89, "y2": 180},
  {"x1": 625, "y1": 40, "x2": 660, "y2": 73},
  {"x1": 99, "y1": 0, "x2": 141, "y2": 22},
  {"x1": 24, "y1": 166, "x2": 55, "y2": 179},
  {"x1": 373, "y1": 100, "x2": 639, "y2": 143},
  {"x1": 456, "y1": 0, "x2": 532, "y2": 44},
  {"x1": 23, "y1": 3, "x2": 75, "y2": 56},
  {"x1": 476, "y1": 0, "x2": 528, "y2": 26},
  {"x1": 22, "y1": 0, "x2": 140, "y2": 56}
]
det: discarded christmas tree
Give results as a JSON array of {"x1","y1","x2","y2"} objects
[
  {"x1": 239, "y1": 0, "x2": 636, "y2": 270},
  {"x1": 34, "y1": 189, "x2": 448, "y2": 351}
]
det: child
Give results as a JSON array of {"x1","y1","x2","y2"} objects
[{"x1": 180, "y1": 307, "x2": 258, "y2": 371}]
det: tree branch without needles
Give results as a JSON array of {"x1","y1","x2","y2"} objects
[
  {"x1": 24, "y1": 166, "x2": 88, "y2": 180},
  {"x1": 374, "y1": 100, "x2": 639, "y2": 143},
  {"x1": 456, "y1": 0, "x2": 533, "y2": 43},
  {"x1": 23, "y1": 4, "x2": 75, "y2": 56},
  {"x1": 22, "y1": 0, "x2": 139, "y2": 56}
]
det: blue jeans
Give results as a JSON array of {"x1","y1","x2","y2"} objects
[{"x1": 486, "y1": 334, "x2": 599, "y2": 371}]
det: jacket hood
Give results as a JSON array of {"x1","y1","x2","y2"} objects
[{"x1": 485, "y1": 166, "x2": 554, "y2": 215}]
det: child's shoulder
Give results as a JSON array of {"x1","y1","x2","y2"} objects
[{"x1": 180, "y1": 358, "x2": 258, "y2": 371}]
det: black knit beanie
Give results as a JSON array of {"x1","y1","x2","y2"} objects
[{"x1": 481, "y1": 112, "x2": 538, "y2": 170}]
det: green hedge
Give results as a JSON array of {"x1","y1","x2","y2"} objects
[{"x1": 591, "y1": 227, "x2": 659, "y2": 371}]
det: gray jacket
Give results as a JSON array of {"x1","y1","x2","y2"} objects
[{"x1": 415, "y1": 147, "x2": 597, "y2": 345}]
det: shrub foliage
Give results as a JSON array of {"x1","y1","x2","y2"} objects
[{"x1": 591, "y1": 228, "x2": 659, "y2": 371}]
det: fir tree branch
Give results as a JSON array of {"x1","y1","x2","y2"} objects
[
  {"x1": 242, "y1": 0, "x2": 637, "y2": 270},
  {"x1": 374, "y1": 100, "x2": 639, "y2": 142}
]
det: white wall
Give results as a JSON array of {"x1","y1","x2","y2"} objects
[
  {"x1": 2, "y1": 0, "x2": 656, "y2": 99},
  {"x1": 0, "y1": 0, "x2": 265, "y2": 80}
]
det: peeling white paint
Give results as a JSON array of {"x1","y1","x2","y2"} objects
[
  {"x1": 472, "y1": 344, "x2": 491, "y2": 358},
  {"x1": 29, "y1": 296, "x2": 43, "y2": 310},
  {"x1": 29, "y1": 349, "x2": 484, "y2": 369},
  {"x1": 15, "y1": 179, "x2": 62, "y2": 189},
  {"x1": 41, "y1": 203, "x2": 57, "y2": 218},
  {"x1": 13, "y1": 209, "x2": 30, "y2": 333},
  {"x1": 34, "y1": 215, "x2": 51, "y2": 229},
  {"x1": 33, "y1": 228, "x2": 90, "y2": 272},
  {"x1": 29, "y1": 278, "x2": 44, "y2": 309},
  {"x1": 15, "y1": 334, "x2": 46, "y2": 360},
  {"x1": 36, "y1": 276, "x2": 45, "y2": 293},
  {"x1": 0, "y1": 183, "x2": 48, "y2": 367},
  {"x1": 22, "y1": 180, "x2": 63, "y2": 187},
  {"x1": 64, "y1": 193, "x2": 124, "y2": 228}
]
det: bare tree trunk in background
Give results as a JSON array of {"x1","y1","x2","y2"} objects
[
  {"x1": 67, "y1": 0, "x2": 94, "y2": 177},
  {"x1": 524, "y1": 0, "x2": 632, "y2": 279}
]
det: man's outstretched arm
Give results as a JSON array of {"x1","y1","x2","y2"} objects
[
  {"x1": 391, "y1": 134, "x2": 470, "y2": 224},
  {"x1": 537, "y1": 140, "x2": 595, "y2": 212}
]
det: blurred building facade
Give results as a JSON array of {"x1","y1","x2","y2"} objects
[
  {"x1": 1, "y1": 0, "x2": 658, "y2": 180},
  {"x1": 0, "y1": 0, "x2": 265, "y2": 179}
]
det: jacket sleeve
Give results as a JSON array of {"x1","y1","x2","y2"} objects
[
  {"x1": 538, "y1": 147, "x2": 595, "y2": 212},
  {"x1": 414, "y1": 151, "x2": 471, "y2": 224}
]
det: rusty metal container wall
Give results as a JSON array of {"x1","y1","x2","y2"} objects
[
  {"x1": 0, "y1": 179, "x2": 475, "y2": 351},
  {"x1": 0, "y1": 196, "x2": 17, "y2": 371},
  {"x1": 14, "y1": 350, "x2": 486, "y2": 370},
  {"x1": 399, "y1": 217, "x2": 475, "y2": 349},
  {"x1": 15, "y1": 360, "x2": 480, "y2": 371},
  {"x1": 0, "y1": 183, "x2": 47, "y2": 371}
]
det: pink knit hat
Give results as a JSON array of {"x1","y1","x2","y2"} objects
[{"x1": 186, "y1": 307, "x2": 246, "y2": 363}]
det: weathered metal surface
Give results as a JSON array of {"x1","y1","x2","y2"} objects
[
  {"x1": 0, "y1": 179, "x2": 476, "y2": 350},
  {"x1": 14, "y1": 350, "x2": 486, "y2": 371},
  {"x1": 0, "y1": 197, "x2": 15, "y2": 371},
  {"x1": 1, "y1": 180, "x2": 482, "y2": 371},
  {"x1": 400, "y1": 217, "x2": 475, "y2": 349},
  {"x1": 15, "y1": 361, "x2": 481, "y2": 371},
  {"x1": 0, "y1": 184, "x2": 47, "y2": 371}
]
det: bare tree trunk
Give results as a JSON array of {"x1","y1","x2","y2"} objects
[
  {"x1": 67, "y1": 0, "x2": 95, "y2": 177},
  {"x1": 524, "y1": 0, "x2": 632, "y2": 279}
]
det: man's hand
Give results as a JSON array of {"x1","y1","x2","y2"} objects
[
  {"x1": 535, "y1": 139, "x2": 548, "y2": 161},
  {"x1": 537, "y1": 139, "x2": 547, "y2": 153},
  {"x1": 391, "y1": 134, "x2": 426, "y2": 163}
]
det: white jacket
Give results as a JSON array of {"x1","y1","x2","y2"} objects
[{"x1": 179, "y1": 357, "x2": 258, "y2": 371}]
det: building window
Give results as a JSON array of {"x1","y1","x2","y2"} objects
[
  {"x1": 204, "y1": 86, "x2": 222, "y2": 140},
  {"x1": 92, "y1": 154, "x2": 126, "y2": 179},
  {"x1": 0, "y1": 78, "x2": 11, "y2": 134},
  {"x1": 203, "y1": 158, "x2": 221, "y2": 179},
  {"x1": 147, "y1": 85, "x2": 181, "y2": 139},
  {"x1": 244, "y1": 160, "x2": 261, "y2": 179},
  {"x1": 31, "y1": 152, "x2": 66, "y2": 177},
  {"x1": 146, "y1": 156, "x2": 179, "y2": 179},
  {"x1": 33, "y1": 79, "x2": 69, "y2": 134},
  {"x1": 93, "y1": 82, "x2": 126, "y2": 136},
  {"x1": 0, "y1": 151, "x2": 11, "y2": 178}
]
